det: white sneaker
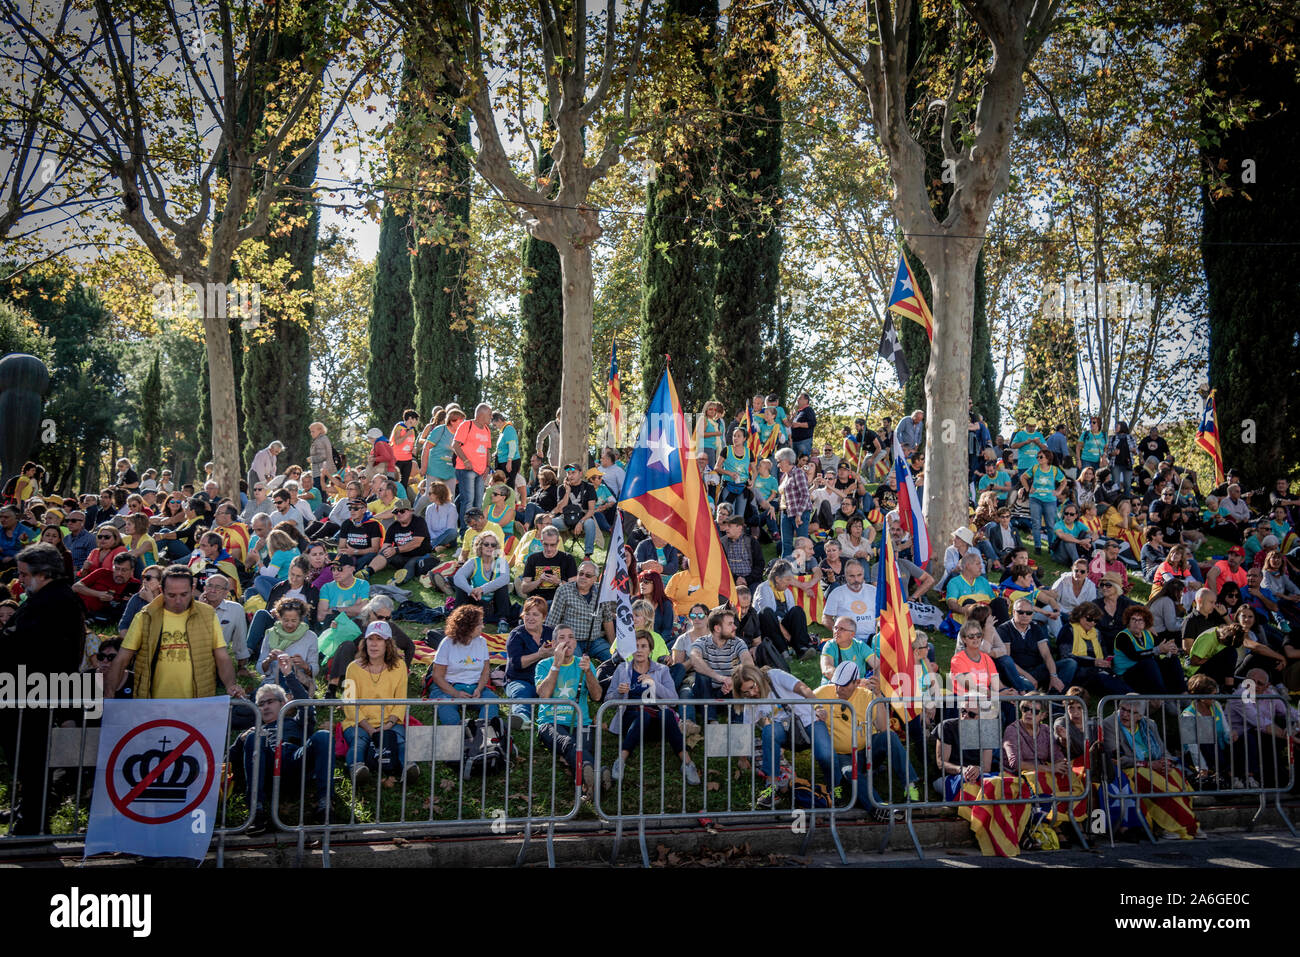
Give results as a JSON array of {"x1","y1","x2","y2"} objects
[
  {"x1": 610, "y1": 756, "x2": 625, "y2": 781},
  {"x1": 1246, "y1": 775, "x2": 1261, "y2": 789},
  {"x1": 1231, "y1": 776, "x2": 1246, "y2": 789},
  {"x1": 1192, "y1": 829, "x2": 1208, "y2": 840},
  {"x1": 1160, "y1": 830, "x2": 1182, "y2": 840},
  {"x1": 682, "y1": 760, "x2": 701, "y2": 786}
]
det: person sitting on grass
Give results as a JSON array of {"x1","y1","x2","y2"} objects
[
  {"x1": 340, "y1": 621, "x2": 412, "y2": 789},
  {"x1": 245, "y1": 664, "x2": 334, "y2": 833},
  {"x1": 608, "y1": 630, "x2": 700, "y2": 784},
  {"x1": 504, "y1": 596, "x2": 554, "y2": 728},
  {"x1": 452, "y1": 532, "x2": 516, "y2": 627},
  {"x1": 427, "y1": 604, "x2": 502, "y2": 735},
  {"x1": 534, "y1": 625, "x2": 602, "y2": 800},
  {"x1": 732, "y1": 662, "x2": 830, "y2": 802},
  {"x1": 813, "y1": 662, "x2": 922, "y2": 819},
  {"x1": 819, "y1": 615, "x2": 875, "y2": 685},
  {"x1": 1180, "y1": 674, "x2": 1240, "y2": 790},
  {"x1": 687, "y1": 605, "x2": 755, "y2": 724}
]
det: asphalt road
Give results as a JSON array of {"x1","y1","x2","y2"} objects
[{"x1": 819, "y1": 827, "x2": 1300, "y2": 868}]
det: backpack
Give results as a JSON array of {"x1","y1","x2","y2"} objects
[
  {"x1": 751, "y1": 637, "x2": 789, "y2": 672},
  {"x1": 461, "y1": 717, "x2": 513, "y2": 780},
  {"x1": 790, "y1": 776, "x2": 832, "y2": 809},
  {"x1": 332, "y1": 447, "x2": 346, "y2": 471}
]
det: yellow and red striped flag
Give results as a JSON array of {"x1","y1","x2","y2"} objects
[
  {"x1": 622, "y1": 368, "x2": 735, "y2": 604},
  {"x1": 608, "y1": 343, "x2": 622, "y2": 447},
  {"x1": 874, "y1": 521, "x2": 921, "y2": 720}
]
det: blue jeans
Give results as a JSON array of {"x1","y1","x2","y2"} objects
[
  {"x1": 846, "y1": 731, "x2": 920, "y2": 809},
  {"x1": 1113, "y1": 466, "x2": 1133, "y2": 496},
  {"x1": 1025, "y1": 658, "x2": 1078, "y2": 690},
  {"x1": 245, "y1": 729, "x2": 333, "y2": 811},
  {"x1": 251, "y1": 573, "x2": 279, "y2": 600},
  {"x1": 688, "y1": 675, "x2": 730, "y2": 724},
  {"x1": 793, "y1": 438, "x2": 814, "y2": 458},
  {"x1": 577, "y1": 635, "x2": 611, "y2": 663},
  {"x1": 780, "y1": 509, "x2": 810, "y2": 558},
  {"x1": 160, "y1": 539, "x2": 191, "y2": 562},
  {"x1": 428, "y1": 528, "x2": 459, "y2": 549},
  {"x1": 760, "y1": 718, "x2": 834, "y2": 786},
  {"x1": 342, "y1": 724, "x2": 406, "y2": 774},
  {"x1": 455, "y1": 468, "x2": 486, "y2": 530},
  {"x1": 1051, "y1": 538, "x2": 1082, "y2": 564},
  {"x1": 553, "y1": 514, "x2": 598, "y2": 555},
  {"x1": 996, "y1": 655, "x2": 1037, "y2": 693},
  {"x1": 505, "y1": 678, "x2": 536, "y2": 720},
  {"x1": 1028, "y1": 497, "x2": 1057, "y2": 550},
  {"x1": 248, "y1": 610, "x2": 273, "y2": 666},
  {"x1": 434, "y1": 682, "x2": 500, "y2": 726}
]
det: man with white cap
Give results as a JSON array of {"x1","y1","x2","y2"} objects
[
  {"x1": 813, "y1": 661, "x2": 921, "y2": 815},
  {"x1": 939, "y1": 526, "x2": 983, "y2": 592}
]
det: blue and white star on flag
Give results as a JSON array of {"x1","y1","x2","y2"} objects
[{"x1": 645, "y1": 423, "x2": 675, "y2": 472}]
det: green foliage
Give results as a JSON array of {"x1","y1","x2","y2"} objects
[
  {"x1": 712, "y1": 4, "x2": 783, "y2": 417},
  {"x1": 1, "y1": 272, "x2": 125, "y2": 495},
  {"x1": 638, "y1": 0, "x2": 719, "y2": 411},
  {"x1": 409, "y1": 79, "x2": 478, "y2": 416},
  {"x1": 1201, "y1": 14, "x2": 1300, "y2": 483},
  {"x1": 139, "y1": 352, "x2": 163, "y2": 470},
  {"x1": 367, "y1": 193, "x2": 416, "y2": 431},
  {"x1": 0, "y1": 299, "x2": 53, "y2": 361}
]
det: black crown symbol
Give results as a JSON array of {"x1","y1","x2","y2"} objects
[{"x1": 121, "y1": 737, "x2": 201, "y2": 802}]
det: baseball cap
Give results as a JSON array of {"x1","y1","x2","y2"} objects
[
  {"x1": 364, "y1": 621, "x2": 393, "y2": 640},
  {"x1": 833, "y1": 661, "x2": 860, "y2": 687},
  {"x1": 1228, "y1": 545, "x2": 1245, "y2": 557}
]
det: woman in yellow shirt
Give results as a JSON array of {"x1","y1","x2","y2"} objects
[
  {"x1": 123, "y1": 513, "x2": 159, "y2": 572},
  {"x1": 342, "y1": 621, "x2": 410, "y2": 787}
]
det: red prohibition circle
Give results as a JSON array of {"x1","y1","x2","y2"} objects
[{"x1": 105, "y1": 718, "x2": 216, "y2": 825}]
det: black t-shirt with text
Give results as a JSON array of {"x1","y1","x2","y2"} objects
[
  {"x1": 339, "y1": 518, "x2": 383, "y2": 551},
  {"x1": 522, "y1": 550, "x2": 578, "y2": 602},
  {"x1": 560, "y1": 482, "x2": 597, "y2": 526},
  {"x1": 385, "y1": 516, "x2": 430, "y2": 555}
]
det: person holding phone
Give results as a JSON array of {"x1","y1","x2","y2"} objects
[{"x1": 505, "y1": 596, "x2": 555, "y2": 728}]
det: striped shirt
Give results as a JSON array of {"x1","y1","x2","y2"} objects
[{"x1": 690, "y1": 636, "x2": 748, "y2": 678}]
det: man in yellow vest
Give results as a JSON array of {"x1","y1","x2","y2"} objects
[{"x1": 107, "y1": 565, "x2": 246, "y2": 700}]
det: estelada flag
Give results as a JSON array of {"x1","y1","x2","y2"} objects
[
  {"x1": 886, "y1": 251, "x2": 934, "y2": 341},
  {"x1": 1195, "y1": 390, "x2": 1224, "y2": 486},
  {"x1": 608, "y1": 343, "x2": 622, "y2": 447},
  {"x1": 622, "y1": 369, "x2": 735, "y2": 604},
  {"x1": 874, "y1": 529, "x2": 921, "y2": 721}
]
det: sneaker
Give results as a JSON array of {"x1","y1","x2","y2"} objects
[
  {"x1": 682, "y1": 760, "x2": 701, "y2": 786},
  {"x1": 1246, "y1": 775, "x2": 1261, "y2": 789},
  {"x1": 418, "y1": 573, "x2": 433, "y2": 589},
  {"x1": 392, "y1": 568, "x2": 408, "y2": 585},
  {"x1": 404, "y1": 762, "x2": 420, "y2": 781},
  {"x1": 247, "y1": 810, "x2": 271, "y2": 836},
  {"x1": 350, "y1": 763, "x2": 371, "y2": 788},
  {"x1": 1192, "y1": 828, "x2": 1208, "y2": 840},
  {"x1": 509, "y1": 713, "x2": 525, "y2": 731},
  {"x1": 1160, "y1": 830, "x2": 1182, "y2": 840},
  {"x1": 906, "y1": 783, "x2": 922, "y2": 802},
  {"x1": 799, "y1": 647, "x2": 819, "y2": 662},
  {"x1": 1231, "y1": 776, "x2": 1246, "y2": 789},
  {"x1": 610, "y1": 756, "x2": 625, "y2": 781},
  {"x1": 756, "y1": 787, "x2": 778, "y2": 810}
]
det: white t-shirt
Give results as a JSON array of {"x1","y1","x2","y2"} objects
[
  {"x1": 822, "y1": 583, "x2": 879, "y2": 637},
  {"x1": 434, "y1": 634, "x2": 491, "y2": 686}
]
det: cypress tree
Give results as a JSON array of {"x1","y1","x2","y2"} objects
[
  {"x1": 139, "y1": 352, "x2": 163, "y2": 470},
  {"x1": 1201, "y1": 18, "x2": 1300, "y2": 483},
  {"x1": 1015, "y1": 309, "x2": 1079, "y2": 430},
  {"x1": 366, "y1": 194, "x2": 416, "y2": 431},
  {"x1": 639, "y1": 0, "x2": 719, "y2": 410},
  {"x1": 409, "y1": 75, "x2": 477, "y2": 415},
  {"x1": 712, "y1": 3, "x2": 782, "y2": 418},
  {"x1": 520, "y1": 127, "x2": 564, "y2": 459},
  {"x1": 240, "y1": 18, "x2": 319, "y2": 466}
]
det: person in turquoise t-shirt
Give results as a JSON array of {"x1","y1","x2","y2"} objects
[
  {"x1": 977, "y1": 460, "x2": 1013, "y2": 504},
  {"x1": 1012, "y1": 422, "x2": 1047, "y2": 472},
  {"x1": 1051, "y1": 503, "x2": 1094, "y2": 564},
  {"x1": 1020, "y1": 450, "x2": 1065, "y2": 554},
  {"x1": 1077, "y1": 416, "x2": 1107, "y2": 469},
  {"x1": 491, "y1": 411, "x2": 520, "y2": 484},
  {"x1": 535, "y1": 627, "x2": 601, "y2": 796}
]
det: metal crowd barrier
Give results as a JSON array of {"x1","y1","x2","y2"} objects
[
  {"x1": 592, "y1": 696, "x2": 859, "y2": 867},
  {"x1": 1093, "y1": 692, "x2": 1297, "y2": 843},
  {"x1": 271, "y1": 696, "x2": 581, "y2": 867},
  {"x1": 0, "y1": 696, "x2": 261, "y2": 865},
  {"x1": 866, "y1": 693, "x2": 1093, "y2": 860}
]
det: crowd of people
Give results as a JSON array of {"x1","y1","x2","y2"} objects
[{"x1": 1, "y1": 394, "x2": 1298, "y2": 847}]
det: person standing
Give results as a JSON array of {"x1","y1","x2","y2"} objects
[
  {"x1": 390, "y1": 409, "x2": 421, "y2": 489},
  {"x1": 535, "y1": 408, "x2": 561, "y2": 470},
  {"x1": 0, "y1": 544, "x2": 86, "y2": 834},
  {"x1": 249, "y1": 441, "x2": 284, "y2": 490},
  {"x1": 789, "y1": 393, "x2": 817, "y2": 458},
  {"x1": 453, "y1": 403, "x2": 494, "y2": 531},
  {"x1": 491, "y1": 411, "x2": 520, "y2": 485},
  {"x1": 106, "y1": 565, "x2": 246, "y2": 701}
]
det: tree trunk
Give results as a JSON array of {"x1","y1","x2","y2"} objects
[
  {"x1": 919, "y1": 240, "x2": 980, "y2": 546},
  {"x1": 557, "y1": 241, "x2": 595, "y2": 469},
  {"x1": 203, "y1": 311, "x2": 242, "y2": 500}
]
